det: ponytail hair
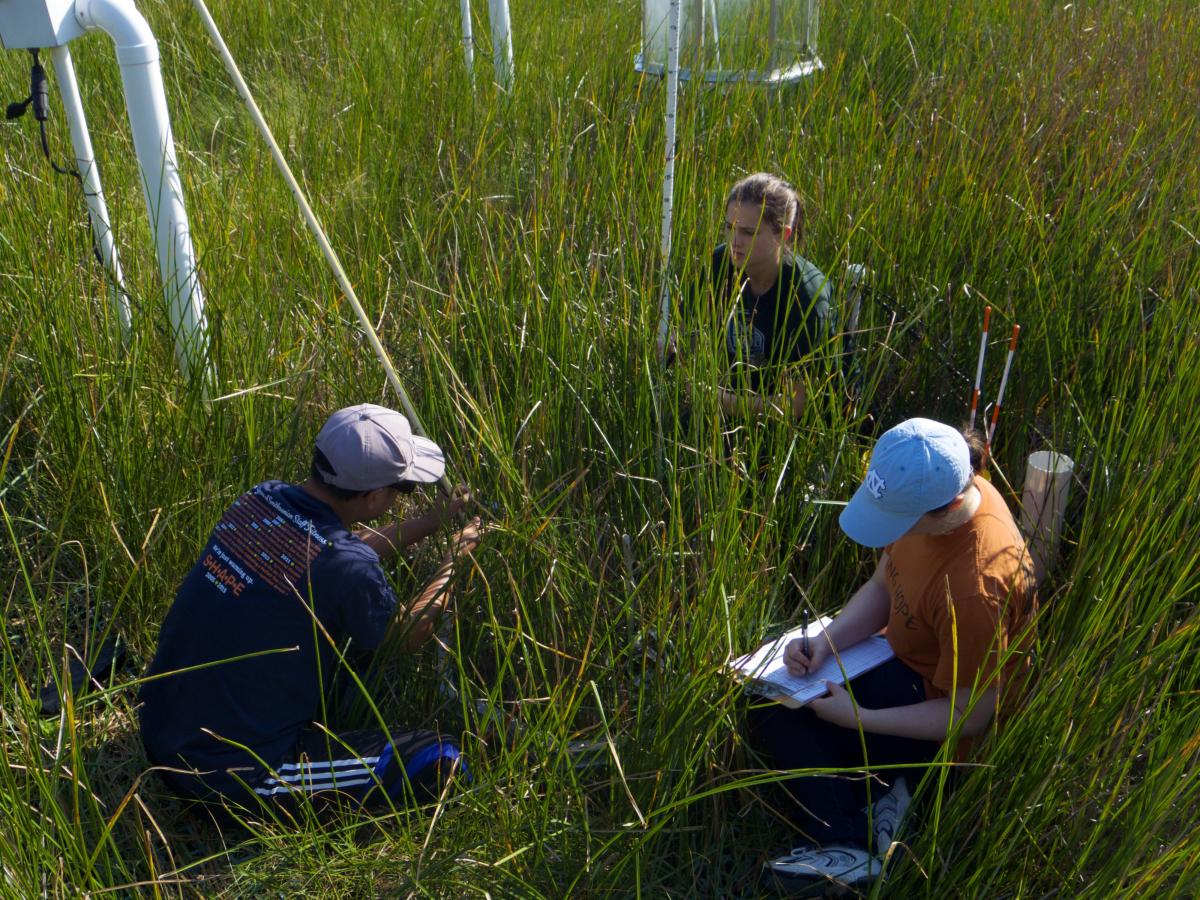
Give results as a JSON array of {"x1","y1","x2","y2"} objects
[
  {"x1": 927, "y1": 426, "x2": 986, "y2": 515},
  {"x1": 725, "y1": 172, "x2": 804, "y2": 245},
  {"x1": 961, "y1": 426, "x2": 985, "y2": 475}
]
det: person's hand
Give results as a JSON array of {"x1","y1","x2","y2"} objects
[
  {"x1": 718, "y1": 387, "x2": 740, "y2": 416},
  {"x1": 808, "y1": 681, "x2": 862, "y2": 729},
  {"x1": 429, "y1": 484, "x2": 471, "y2": 526},
  {"x1": 447, "y1": 517, "x2": 483, "y2": 559},
  {"x1": 783, "y1": 636, "x2": 828, "y2": 677}
]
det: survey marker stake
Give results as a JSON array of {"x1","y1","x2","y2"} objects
[
  {"x1": 984, "y1": 323, "x2": 1021, "y2": 464},
  {"x1": 969, "y1": 305, "x2": 991, "y2": 431}
]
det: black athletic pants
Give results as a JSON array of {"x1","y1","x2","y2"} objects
[{"x1": 746, "y1": 657, "x2": 941, "y2": 847}]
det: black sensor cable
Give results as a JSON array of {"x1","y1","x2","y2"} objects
[{"x1": 7, "y1": 48, "x2": 106, "y2": 268}]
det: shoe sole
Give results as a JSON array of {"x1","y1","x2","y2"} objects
[{"x1": 762, "y1": 868, "x2": 878, "y2": 899}]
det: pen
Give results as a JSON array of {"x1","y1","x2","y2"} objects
[{"x1": 802, "y1": 608, "x2": 811, "y2": 664}]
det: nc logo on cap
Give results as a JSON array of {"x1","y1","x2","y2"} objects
[{"x1": 866, "y1": 469, "x2": 886, "y2": 500}]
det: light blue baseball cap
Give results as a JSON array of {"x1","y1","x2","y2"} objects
[{"x1": 839, "y1": 418, "x2": 972, "y2": 548}]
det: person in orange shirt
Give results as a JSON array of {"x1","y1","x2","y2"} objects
[{"x1": 752, "y1": 418, "x2": 1037, "y2": 894}]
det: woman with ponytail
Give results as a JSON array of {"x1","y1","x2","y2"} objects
[{"x1": 664, "y1": 172, "x2": 833, "y2": 419}]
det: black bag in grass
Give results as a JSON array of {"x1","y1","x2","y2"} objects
[{"x1": 39, "y1": 634, "x2": 126, "y2": 717}]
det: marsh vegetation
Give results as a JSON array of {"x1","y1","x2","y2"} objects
[{"x1": 1, "y1": 0, "x2": 1197, "y2": 895}]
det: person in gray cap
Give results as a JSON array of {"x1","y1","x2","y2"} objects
[
  {"x1": 751, "y1": 418, "x2": 1037, "y2": 894},
  {"x1": 139, "y1": 404, "x2": 478, "y2": 814}
]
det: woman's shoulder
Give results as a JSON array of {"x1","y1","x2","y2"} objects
[
  {"x1": 782, "y1": 254, "x2": 833, "y2": 305},
  {"x1": 973, "y1": 479, "x2": 1028, "y2": 550},
  {"x1": 971, "y1": 480, "x2": 1036, "y2": 598}
]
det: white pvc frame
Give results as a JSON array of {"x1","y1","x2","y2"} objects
[
  {"x1": 637, "y1": 0, "x2": 823, "y2": 85},
  {"x1": 1, "y1": 0, "x2": 214, "y2": 391},
  {"x1": 655, "y1": 0, "x2": 682, "y2": 351},
  {"x1": 458, "y1": 0, "x2": 514, "y2": 90}
]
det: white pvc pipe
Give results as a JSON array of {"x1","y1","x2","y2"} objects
[
  {"x1": 74, "y1": 0, "x2": 213, "y2": 390},
  {"x1": 708, "y1": 0, "x2": 721, "y2": 70},
  {"x1": 459, "y1": 0, "x2": 475, "y2": 82},
  {"x1": 188, "y1": 0, "x2": 448, "y2": 491},
  {"x1": 48, "y1": 43, "x2": 133, "y2": 341},
  {"x1": 487, "y1": 0, "x2": 513, "y2": 91},
  {"x1": 655, "y1": 0, "x2": 682, "y2": 351},
  {"x1": 1020, "y1": 451, "x2": 1074, "y2": 585},
  {"x1": 987, "y1": 324, "x2": 1020, "y2": 445},
  {"x1": 969, "y1": 305, "x2": 990, "y2": 431}
]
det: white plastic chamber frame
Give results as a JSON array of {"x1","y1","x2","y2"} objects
[
  {"x1": 0, "y1": 0, "x2": 214, "y2": 391},
  {"x1": 638, "y1": 0, "x2": 821, "y2": 84}
]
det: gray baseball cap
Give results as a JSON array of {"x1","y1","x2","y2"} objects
[{"x1": 314, "y1": 403, "x2": 445, "y2": 491}]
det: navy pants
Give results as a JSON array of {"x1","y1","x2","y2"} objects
[
  {"x1": 247, "y1": 727, "x2": 464, "y2": 810},
  {"x1": 746, "y1": 657, "x2": 941, "y2": 847},
  {"x1": 155, "y1": 726, "x2": 463, "y2": 814}
]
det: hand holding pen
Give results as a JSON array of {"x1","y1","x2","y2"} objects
[{"x1": 784, "y1": 609, "x2": 828, "y2": 677}]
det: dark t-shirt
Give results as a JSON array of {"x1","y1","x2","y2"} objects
[
  {"x1": 691, "y1": 244, "x2": 833, "y2": 393},
  {"x1": 139, "y1": 481, "x2": 399, "y2": 793}
]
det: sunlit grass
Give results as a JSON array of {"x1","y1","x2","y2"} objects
[{"x1": 1, "y1": 0, "x2": 1197, "y2": 894}]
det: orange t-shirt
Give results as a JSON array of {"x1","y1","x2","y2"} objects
[{"x1": 884, "y1": 476, "x2": 1037, "y2": 707}]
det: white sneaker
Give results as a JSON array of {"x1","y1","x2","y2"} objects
[
  {"x1": 870, "y1": 776, "x2": 912, "y2": 854},
  {"x1": 764, "y1": 844, "x2": 882, "y2": 894}
]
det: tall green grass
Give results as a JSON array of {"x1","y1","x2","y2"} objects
[{"x1": 1, "y1": 0, "x2": 1197, "y2": 894}]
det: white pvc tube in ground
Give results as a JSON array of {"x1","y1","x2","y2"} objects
[
  {"x1": 1020, "y1": 450, "x2": 1074, "y2": 585},
  {"x1": 655, "y1": 0, "x2": 681, "y2": 352},
  {"x1": 74, "y1": 0, "x2": 213, "y2": 390},
  {"x1": 459, "y1": 0, "x2": 475, "y2": 82},
  {"x1": 49, "y1": 42, "x2": 132, "y2": 341},
  {"x1": 487, "y1": 0, "x2": 513, "y2": 90}
]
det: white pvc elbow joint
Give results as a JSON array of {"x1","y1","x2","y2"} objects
[{"x1": 74, "y1": 0, "x2": 160, "y2": 67}]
